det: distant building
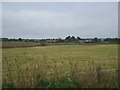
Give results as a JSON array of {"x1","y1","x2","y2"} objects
[
  {"x1": 85, "y1": 39, "x2": 92, "y2": 43},
  {"x1": 79, "y1": 39, "x2": 93, "y2": 43},
  {"x1": 79, "y1": 40, "x2": 85, "y2": 43},
  {"x1": 100, "y1": 38, "x2": 105, "y2": 42}
]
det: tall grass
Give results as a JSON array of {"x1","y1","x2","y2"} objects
[{"x1": 2, "y1": 55, "x2": 118, "y2": 88}]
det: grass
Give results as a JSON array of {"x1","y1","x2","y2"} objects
[{"x1": 2, "y1": 44, "x2": 119, "y2": 88}]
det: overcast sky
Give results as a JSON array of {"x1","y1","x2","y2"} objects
[{"x1": 2, "y1": 2, "x2": 118, "y2": 39}]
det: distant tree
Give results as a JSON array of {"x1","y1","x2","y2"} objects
[
  {"x1": 104, "y1": 38, "x2": 111, "y2": 42},
  {"x1": 71, "y1": 36, "x2": 76, "y2": 41},
  {"x1": 104, "y1": 38, "x2": 119, "y2": 43},
  {"x1": 18, "y1": 38, "x2": 22, "y2": 41},
  {"x1": 56, "y1": 38, "x2": 64, "y2": 43},
  {"x1": 77, "y1": 36, "x2": 81, "y2": 41},
  {"x1": 93, "y1": 37, "x2": 99, "y2": 42},
  {"x1": 65, "y1": 36, "x2": 71, "y2": 41}
]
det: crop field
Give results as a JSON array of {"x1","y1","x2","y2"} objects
[
  {"x1": 1, "y1": 41, "x2": 82, "y2": 48},
  {"x1": 1, "y1": 41, "x2": 42, "y2": 48},
  {"x1": 2, "y1": 44, "x2": 119, "y2": 88}
]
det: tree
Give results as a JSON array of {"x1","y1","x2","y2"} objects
[
  {"x1": 18, "y1": 38, "x2": 22, "y2": 41},
  {"x1": 93, "y1": 37, "x2": 99, "y2": 43},
  {"x1": 57, "y1": 38, "x2": 64, "y2": 43},
  {"x1": 71, "y1": 36, "x2": 76, "y2": 41},
  {"x1": 65, "y1": 36, "x2": 71, "y2": 41},
  {"x1": 77, "y1": 36, "x2": 81, "y2": 41}
]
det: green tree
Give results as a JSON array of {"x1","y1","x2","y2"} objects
[
  {"x1": 77, "y1": 36, "x2": 81, "y2": 41},
  {"x1": 71, "y1": 36, "x2": 76, "y2": 41},
  {"x1": 18, "y1": 38, "x2": 22, "y2": 41},
  {"x1": 93, "y1": 37, "x2": 100, "y2": 43},
  {"x1": 65, "y1": 36, "x2": 71, "y2": 41},
  {"x1": 57, "y1": 38, "x2": 64, "y2": 43}
]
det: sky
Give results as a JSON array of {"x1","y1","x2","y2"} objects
[{"x1": 2, "y1": 2, "x2": 118, "y2": 39}]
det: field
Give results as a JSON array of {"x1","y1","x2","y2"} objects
[
  {"x1": 1, "y1": 41, "x2": 41, "y2": 48},
  {"x1": 1, "y1": 41, "x2": 82, "y2": 48},
  {"x1": 2, "y1": 44, "x2": 119, "y2": 88}
]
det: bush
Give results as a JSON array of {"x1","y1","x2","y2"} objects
[{"x1": 40, "y1": 43, "x2": 46, "y2": 46}]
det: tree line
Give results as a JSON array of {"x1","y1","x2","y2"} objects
[{"x1": 1, "y1": 36, "x2": 120, "y2": 44}]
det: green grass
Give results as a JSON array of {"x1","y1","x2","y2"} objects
[{"x1": 2, "y1": 44, "x2": 118, "y2": 88}]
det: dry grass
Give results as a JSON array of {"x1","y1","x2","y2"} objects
[{"x1": 2, "y1": 44, "x2": 118, "y2": 88}]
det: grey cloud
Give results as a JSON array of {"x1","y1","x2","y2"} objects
[{"x1": 2, "y1": 2, "x2": 118, "y2": 39}]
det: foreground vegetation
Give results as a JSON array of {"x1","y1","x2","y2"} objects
[{"x1": 2, "y1": 44, "x2": 118, "y2": 88}]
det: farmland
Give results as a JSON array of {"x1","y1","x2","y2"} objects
[
  {"x1": 1, "y1": 41, "x2": 82, "y2": 48},
  {"x1": 2, "y1": 44, "x2": 119, "y2": 88}
]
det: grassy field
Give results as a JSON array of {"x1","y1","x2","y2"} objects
[{"x1": 2, "y1": 44, "x2": 118, "y2": 88}]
